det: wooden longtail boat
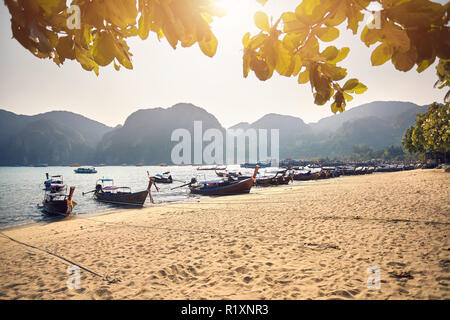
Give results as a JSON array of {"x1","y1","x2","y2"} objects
[
  {"x1": 189, "y1": 166, "x2": 259, "y2": 196},
  {"x1": 43, "y1": 186, "x2": 76, "y2": 216},
  {"x1": 153, "y1": 172, "x2": 173, "y2": 184},
  {"x1": 215, "y1": 169, "x2": 251, "y2": 181},
  {"x1": 255, "y1": 169, "x2": 291, "y2": 186},
  {"x1": 293, "y1": 171, "x2": 320, "y2": 181},
  {"x1": 85, "y1": 178, "x2": 156, "y2": 207},
  {"x1": 43, "y1": 173, "x2": 66, "y2": 192}
]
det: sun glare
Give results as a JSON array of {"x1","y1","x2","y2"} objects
[{"x1": 216, "y1": 0, "x2": 259, "y2": 16}]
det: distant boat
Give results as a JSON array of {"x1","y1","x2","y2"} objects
[
  {"x1": 151, "y1": 171, "x2": 173, "y2": 184},
  {"x1": 136, "y1": 163, "x2": 143, "y2": 167},
  {"x1": 196, "y1": 165, "x2": 218, "y2": 170},
  {"x1": 159, "y1": 163, "x2": 168, "y2": 166},
  {"x1": 240, "y1": 161, "x2": 271, "y2": 168},
  {"x1": 42, "y1": 186, "x2": 76, "y2": 216},
  {"x1": 197, "y1": 165, "x2": 226, "y2": 171},
  {"x1": 70, "y1": 163, "x2": 80, "y2": 167},
  {"x1": 99, "y1": 163, "x2": 107, "y2": 167},
  {"x1": 74, "y1": 167, "x2": 97, "y2": 174},
  {"x1": 84, "y1": 178, "x2": 153, "y2": 207},
  {"x1": 34, "y1": 164, "x2": 48, "y2": 167}
]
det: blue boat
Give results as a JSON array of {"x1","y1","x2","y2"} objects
[
  {"x1": 74, "y1": 167, "x2": 97, "y2": 174},
  {"x1": 240, "y1": 161, "x2": 271, "y2": 168}
]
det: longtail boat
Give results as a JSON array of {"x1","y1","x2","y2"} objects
[
  {"x1": 153, "y1": 171, "x2": 173, "y2": 184},
  {"x1": 215, "y1": 169, "x2": 251, "y2": 181},
  {"x1": 293, "y1": 170, "x2": 320, "y2": 181},
  {"x1": 189, "y1": 166, "x2": 259, "y2": 196},
  {"x1": 256, "y1": 169, "x2": 292, "y2": 186},
  {"x1": 43, "y1": 173, "x2": 66, "y2": 192},
  {"x1": 84, "y1": 178, "x2": 157, "y2": 206},
  {"x1": 43, "y1": 186, "x2": 76, "y2": 216}
]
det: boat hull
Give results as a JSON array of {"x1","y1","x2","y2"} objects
[
  {"x1": 94, "y1": 190, "x2": 149, "y2": 206},
  {"x1": 43, "y1": 200, "x2": 74, "y2": 216},
  {"x1": 190, "y1": 178, "x2": 254, "y2": 196}
]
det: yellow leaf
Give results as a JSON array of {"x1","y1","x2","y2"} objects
[
  {"x1": 56, "y1": 36, "x2": 75, "y2": 60},
  {"x1": 92, "y1": 32, "x2": 115, "y2": 66},
  {"x1": 275, "y1": 41, "x2": 293, "y2": 76},
  {"x1": 292, "y1": 55, "x2": 303, "y2": 76},
  {"x1": 342, "y1": 78, "x2": 359, "y2": 91},
  {"x1": 352, "y1": 83, "x2": 367, "y2": 94},
  {"x1": 199, "y1": 32, "x2": 218, "y2": 57},
  {"x1": 113, "y1": 39, "x2": 133, "y2": 69},
  {"x1": 371, "y1": 42, "x2": 393, "y2": 66},
  {"x1": 298, "y1": 70, "x2": 309, "y2": 84},
  {"x1": 343, "y1": 92, "x2": 353, "y2": 102},
  {"x1": 36, "y1": 0, "x2": 65, "y2": 15},
  {"x1": 113, "y1": 60, "x2": 120, "y2": 71},
  {"x1": 242, "y1": 32, "x2": 251, "y2": 48},
  {"x1": 75, "y1": 46, "x2": 98, "y2": 72},
  {"x1": 383, "y1": 22, "x2": 410, "y2": 53},
  {"x1": 254, "y1": 11, "x2": 270, "y2": 32},
  {"x1": 325, "y1": 5, "x2": 346, "y2": 27},
  {"x1": 321, "y1": 46, "x2": 339, "y2": 61},
  {"x1": 392, "y1": 47, "x2": 417, "y2": 72},
  {"x1": 329, "y1": 47, "x2": 350, "y2": 64},
  {"x1": 316, "y1": 27, "x2": 339, "y2": 42}
]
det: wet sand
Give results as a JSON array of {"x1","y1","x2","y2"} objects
[{"x1": 0, "y1": 169, "x2": 449, "y2": 299}]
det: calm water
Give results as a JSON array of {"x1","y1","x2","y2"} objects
[{"x1": 0, "y1": 165, "x2": 254, "y2": 229}]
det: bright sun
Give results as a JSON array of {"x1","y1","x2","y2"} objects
[{"x1": 216, "y1": 0, "x2": 258, "y2": 16}]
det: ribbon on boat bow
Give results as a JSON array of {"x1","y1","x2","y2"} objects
[{"x1": 147, "y1": 179, "x2": 160, "y2": 204}]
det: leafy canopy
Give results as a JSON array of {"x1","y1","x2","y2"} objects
[
  {"x1": 5, "y1": 0, "x2": 450, "y2": 113},
  {"x1": 403, "y1": 102, "x2": 450, "y2": 155}
]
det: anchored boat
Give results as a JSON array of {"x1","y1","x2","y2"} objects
[
  {"x1": 42, "y1": 186, "x2": 76, "y2": 216},
  {"x1": 189, "y1": 166, "x2": 259, "y2": 196},
  {"x1": 74, "y1": 167, "x2": 97, "y2": 174},
  {"x1": 84, "y1": 178, "x2": 157, "y2": 206},
  {"x1": 43, "y1": 173, "x2": 66, "y2": 192}
]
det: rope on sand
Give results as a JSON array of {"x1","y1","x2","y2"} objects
[{"x1": 0, "y1": 232, "x2": 120, "y2": 284}]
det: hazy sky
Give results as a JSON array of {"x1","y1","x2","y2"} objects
[{"x1": 0, "y1": 0, "x2": 446, "y2": 128}]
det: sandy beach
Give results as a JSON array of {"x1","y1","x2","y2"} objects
[{"x1": 0, "y1": 169, "x2": 448, "y2": 300}]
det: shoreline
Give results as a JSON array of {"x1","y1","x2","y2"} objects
[{"x1": 0, "y1": 169, "x2": 449, "y2": 299}]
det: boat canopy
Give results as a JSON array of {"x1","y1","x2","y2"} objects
[
  {"x1": 103, "y1": 186, "x2": 131, "y2": 191},
  {"x1": 100, "y1": 178, "x2": 113, "y2": 182}
]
